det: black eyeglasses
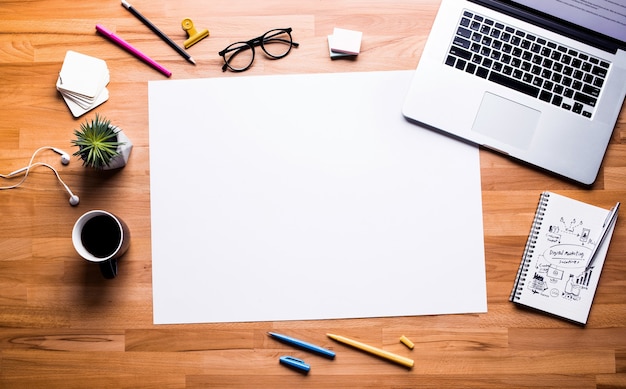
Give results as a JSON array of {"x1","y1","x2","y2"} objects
[{"x1": 218, "y1": 28, "x2": 299, "y2": 72}]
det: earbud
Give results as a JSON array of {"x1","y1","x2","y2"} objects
[
  {"x1": 1, "y1": 146, "x2": 79, "y2": 206},
  {"x1": 52, "y1": 147, "x2": 71, "y2": 165},
  {"x1": 69, "y1": 194, "x2": 80, "y2": 206}
]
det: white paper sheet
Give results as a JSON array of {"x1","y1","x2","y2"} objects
[{"x1": 149, "y1": 70, "x2": 487, "y2": 324}]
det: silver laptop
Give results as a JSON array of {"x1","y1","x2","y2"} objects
[{"x1": 402, "y1": 0, "x2": 626, "y2": 185}]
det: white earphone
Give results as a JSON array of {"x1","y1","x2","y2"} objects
[
  {"x1": 0, "y1": 146, "x2": 79, "y2": 206},
  {"x1": 52, "y1": 147, "x2": 72, "y2": 165}
]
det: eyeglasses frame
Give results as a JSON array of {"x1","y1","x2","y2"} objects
[{"x1": 218, "y1": 28, "x2": 299, "y2": 72}]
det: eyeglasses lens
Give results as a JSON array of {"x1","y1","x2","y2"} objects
[
  {"x1": 261, "y1": 29, "x2": 294, "y2": 58},
  {"x1": 223, "y1": 42, "x2": 254, "y2": 72}
]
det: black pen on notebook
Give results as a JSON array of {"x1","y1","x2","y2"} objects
[
  {"x1": 121, "y1": 0, "x2": 196, "y2": 65},
  {"x1": 585, "y1": 202, "x2": 620, "y2": 272}
]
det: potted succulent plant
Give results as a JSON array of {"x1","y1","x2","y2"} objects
[{"x1": 72, "y1": 114, "x2": 132, "y2": 170}]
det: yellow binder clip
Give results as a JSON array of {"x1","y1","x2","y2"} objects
[{"x1": 182, "y1": 18, "x2": 209, "y2": 49}]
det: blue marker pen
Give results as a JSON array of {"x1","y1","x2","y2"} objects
[
  {"x1": 268, "y1": 332, "x2": 336, "y2": 359},
  {"x1": 279, "y1": 356, "x2": 311, "y2": 373}
]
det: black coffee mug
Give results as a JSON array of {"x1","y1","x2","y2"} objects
[{"x1": 72, "y1": 210, "x2": 130, "y2": 279}]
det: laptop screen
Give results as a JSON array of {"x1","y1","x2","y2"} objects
[{"x1": 511, "y1": 0, "x2": 626, "y2": 43}]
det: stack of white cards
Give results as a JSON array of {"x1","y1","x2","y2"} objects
[{"x1": 56, "y1": 51, "x2": 110, "y2": 117}]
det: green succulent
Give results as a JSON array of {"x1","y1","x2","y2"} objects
[{"x1": 72, "y1": 114, "x2": 124, "y2": 169}]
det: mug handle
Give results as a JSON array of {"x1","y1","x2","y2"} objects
[{"x1": 99, "y1": 258, "x2": 118, "y2": 279}]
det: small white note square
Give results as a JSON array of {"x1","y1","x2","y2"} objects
[
  {"x1": 56, "y1": 50, "x2": 110, "y2": 117},
  {"x1": 329, "y1": 28, "x2": 362, "y2": 55},
  {"x1": 57, "y1": 51, "x2": 108, "y2": 98}
]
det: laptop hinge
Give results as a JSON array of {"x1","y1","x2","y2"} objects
[{"x1": 467, "y1": 0, "x2": 623, "y2": 54}]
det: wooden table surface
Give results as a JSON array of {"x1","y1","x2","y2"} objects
[{"x1": 1, "y1": 1, "x2": 625, "y2": 388}]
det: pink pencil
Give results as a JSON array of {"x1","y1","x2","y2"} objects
[{"x1": 95, "y1": 24, "x2": 172, "y2": 77}]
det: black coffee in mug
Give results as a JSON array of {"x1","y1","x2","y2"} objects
[
  {"x1": 80, "y1": 214, "x2": 122, "y2": 258},
  {"x1": 73, "y1": 210, "x2": 130, "y2": 279}
]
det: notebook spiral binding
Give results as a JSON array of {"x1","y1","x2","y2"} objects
[{"x1": 509, "y1": 192, "x2": 551, "y2": 302}]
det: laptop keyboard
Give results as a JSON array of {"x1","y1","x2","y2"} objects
[{"x1": 445, "y1": 10, "x2": 611, "y2": 118}]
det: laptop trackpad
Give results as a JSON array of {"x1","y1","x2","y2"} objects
[{"x1": 472, "y1": 92, "x2": 540, "y2": 150}]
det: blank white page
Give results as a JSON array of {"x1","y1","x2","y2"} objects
[{"x1": 149, "y1": 71, "x2": 487, "y2": 324}]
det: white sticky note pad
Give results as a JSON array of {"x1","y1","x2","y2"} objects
[
  {"x1": 327, "y1": 35, "x2": 355, "y2": 59},
  {"x1": 329, "y1": 28, "x2": 362, "y2": 55}
]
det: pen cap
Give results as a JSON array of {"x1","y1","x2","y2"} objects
[{"x1": 279, "y1": 356, "x2": 310, "y2": 373}]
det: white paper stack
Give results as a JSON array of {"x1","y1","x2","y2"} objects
[{"x1": 56, "y1": 51, "x2": 110, "y2": 117}]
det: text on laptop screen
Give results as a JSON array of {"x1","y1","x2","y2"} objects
[{"x1": 512, "y1": 0, "x2": 626, "y2": 42}]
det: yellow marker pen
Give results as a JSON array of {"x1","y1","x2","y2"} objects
[{"x1": 327, "y1": 333, "x2": 414, "y2": 368}]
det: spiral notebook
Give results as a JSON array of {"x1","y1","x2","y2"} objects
[{"x1": 509, "y1": 191, "x2": 618, "y2": 325}]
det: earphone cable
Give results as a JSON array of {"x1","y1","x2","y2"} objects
[{"x1": 0, "y1": 146, "x2": 66, "y2": 190}]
